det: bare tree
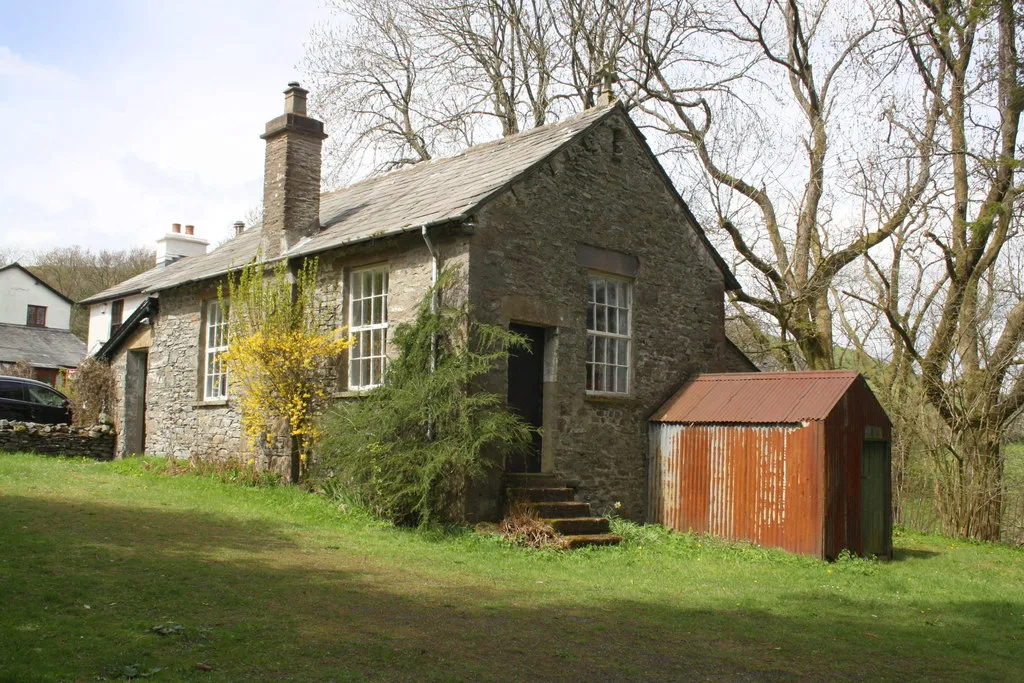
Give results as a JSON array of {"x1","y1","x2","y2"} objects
[
  {"x1": 307, "y1": 0, "x2": 471, "y2": 179},
  {"x1": 305, "y1": 0, "x2": 648, "y2": 180},
  {"x1": 626, "y1": 0, "x2": 940, "y2": 370},
  {"x1": 836, "y1": 0, "x2": 1023, "y2": 541},
  {"x1": 0, "y1": 246, "x2": 19, "y2": 268}
]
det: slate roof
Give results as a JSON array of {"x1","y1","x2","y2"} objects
[
  {"x1": 83, "y1": 102, "x2": 737, "y2": 303},
  {"x1": 0, "y1": 323, "x2": 87, "y2": 369},
  {"x1": 81, "y1": 228, "x2": 261, "y2": 304},
  {"x1": 651, "y1": 371, "x2": 862, "y2": 424}
]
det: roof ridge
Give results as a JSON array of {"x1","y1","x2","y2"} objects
[{"x1": 318, "y1": 103, "x2": 617, "y2": 201}]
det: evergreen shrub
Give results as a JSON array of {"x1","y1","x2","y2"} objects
[{"x1": 312, "y1": 268, "x2": 533, "y2": 525}]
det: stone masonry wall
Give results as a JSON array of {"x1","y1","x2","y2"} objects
[
  {"x1": 128, "y1": 233, "x2": 469, "y2": 473},
  {"x1": 0, "y1": 420, "x2": 115, "y2": 460},
  {"x1": 468, "y1": 110, "x2": 730, "y2": 521},
  {"x1": 142, "y1": 280, "x2": 245, "y2": 464}
]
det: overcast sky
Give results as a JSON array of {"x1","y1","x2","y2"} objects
[{"x1": 0, "y1": 0, "x2": 339, "y2": 259}]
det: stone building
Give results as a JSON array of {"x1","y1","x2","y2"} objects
[{"x1": 85, "y1": 83, "x2": 752, "y2": 521}]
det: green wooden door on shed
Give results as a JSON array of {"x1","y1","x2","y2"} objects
[{"x1": 860, "y1": 439, "x2": 890, "y2": 557}]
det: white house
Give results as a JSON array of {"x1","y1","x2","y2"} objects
[
  {"x1": 0, "y1": 263, "x2": 85, "y2": 385},
  {"x1": 0, "y1": 263, "x2": 73, "y2": 329}
]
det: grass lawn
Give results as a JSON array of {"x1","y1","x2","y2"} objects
[{"x1": 1, "y1": 454, "x2": 1022, "y2": 681}]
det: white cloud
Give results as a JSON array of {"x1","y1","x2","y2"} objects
[{"x1": 0, "y1": 1, "x2": 338, "y2": 257}]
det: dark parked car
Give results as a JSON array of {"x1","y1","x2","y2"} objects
[{"x1": 0, "y1": 376, "x2": 74, "y2": 424}]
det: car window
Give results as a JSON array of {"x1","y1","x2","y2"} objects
[
  {"x1": 0, "y1": 381, "x2": 25, "y2": 401},
  {"x1": 26, "y1": 385, "x2": 66, "y2": 407}
]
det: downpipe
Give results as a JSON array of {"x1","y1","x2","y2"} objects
[{"x1": 422, "y1": 226, "x2": 439, "y2": 439}]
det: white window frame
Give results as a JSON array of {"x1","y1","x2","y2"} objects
[
  {"x1": 586, "y1": 274, "x2": 632, "y2": 395},
  {"x1": 349, "y1": 265, "x2": 389, "y2": 390},
  {"x1": 203, "y1": 300, "x2": 229, "y2": 401}
]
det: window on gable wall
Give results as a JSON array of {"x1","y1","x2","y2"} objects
[
  {"x1": 203, "y1": 300, "x2": 229, "y2": 400},
  {"x1": 26, "y1": 305, "x2": 46, "y2": 327},
  {"x1": 349, "y1": 266, "x2": 389, "y2": 390},
  {"x1": 110, "y1": 299, "x2": 124, "y2": 337},
  {"x1": 586, "y1": 274, "x2": 631, "y2": 394}
]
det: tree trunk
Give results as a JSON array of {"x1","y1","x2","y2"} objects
[{"x1": 290, "y1": 433, "x2": 301, "y2": 484}]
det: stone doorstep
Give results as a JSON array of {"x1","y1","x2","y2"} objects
[
  {"x1": 505, "y1": 486, "x2": 575, "y2": 503},
  {"x1": 547, "y1": 517, "x2": 611, "y2": 536},
  {"x1": 561, "y1": 533, "x2": 623, "y2": 550}
]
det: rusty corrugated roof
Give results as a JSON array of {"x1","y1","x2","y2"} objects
[{"x1": 651, "y1": 371, "x2": 861, "y2": 423}]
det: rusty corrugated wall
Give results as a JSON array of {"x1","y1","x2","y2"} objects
[
  {"x1": 648, "y1": 422, "x2": 825, "y2": 557},
  {"x1": 822, "y1": 383, "x2": 893, "y2": 559}
]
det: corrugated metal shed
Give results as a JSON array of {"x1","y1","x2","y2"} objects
[
  {"x1": 648, "y1": 371, "x2": 892, "y2": 559},
  {"x1": 651, "y1": 370, "x2": 860, "y2": 423}
]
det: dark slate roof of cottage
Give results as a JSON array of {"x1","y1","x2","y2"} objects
[
  {"x1": 83, "y1": 102, "x2": 737, "y2": 302},
  {"x1": 0, "y1": 322, "x2": 87, "y2": 369},
  {"x1": 651, "y1": 371, "x2": 863, "y2": 424}
]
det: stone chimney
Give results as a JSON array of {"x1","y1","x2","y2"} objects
[
  {"x1": 156, "y1": 223, "x2": 209, "y2": 268},
  {"x1": 233, "y1": 220, "x2": 246, "y2": 236},
  {"x1": 260, "y1": 82, "x2": 327, "y2": 260}
]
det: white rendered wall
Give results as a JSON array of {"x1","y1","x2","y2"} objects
[
  {"x1": 87, "y1": 293, "x2": 148, "y2": 354},
  {"x1": 0, "y1": 267, "x2": 72, "y2": 329}
]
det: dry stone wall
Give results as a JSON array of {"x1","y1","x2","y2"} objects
[{"x1": 0, "y1": 420, "x2": 115, "y2": 460}]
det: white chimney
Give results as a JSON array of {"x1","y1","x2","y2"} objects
[{"x1": 156, "y1": 223, "x2": 209, "y2": 268}]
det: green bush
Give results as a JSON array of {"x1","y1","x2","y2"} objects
[{"x1": 312, "y1": 269, "x2": 533, "y2": 525}]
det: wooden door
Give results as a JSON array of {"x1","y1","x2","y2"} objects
[
  {"x1": 506, "y1": 323, "x2": 545, "y2": 473},
  {"x1": 860, "y1": 439, "x2": 891, "y2": 557}
]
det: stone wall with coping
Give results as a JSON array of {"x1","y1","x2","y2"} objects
[
  {"x1": 0, "y1": 420, "x2": 115, "y2": 460},
  {"x1": 467, "y1": 109, "x2": 730, "y2": 522}
]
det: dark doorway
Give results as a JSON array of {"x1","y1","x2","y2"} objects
[
  {"x1": 124, "y1": 350, "x2": 149, "y2": 456},
  {"x1": 861, "y1": 440, "x2": 890, "y2": 557},
  {"x1": 506, "y1": 323, "x2": 545, "y2": 473}
]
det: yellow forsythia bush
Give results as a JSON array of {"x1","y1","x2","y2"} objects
[{"x1": 221, "y1": 256, "x2": 352, "y2": 477}]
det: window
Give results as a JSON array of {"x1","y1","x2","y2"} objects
[
  {"x1": 0, "y1": 380, "x2": 25, "y2": 401},
  {"x1": 26, "y1": 384, "x2": 65, "y2": 407},
  {"x1": 349, "y1": 266, "x2": 389, "y2": 389},
  {"x1": 586, "y1": 275, "x2": 631, "y2": 394},
  {"x1": 110, "y1": 299, "x2": 124, "y2": 337},
  {"x1": 26, "y1": 305, "x2": 46, "y2": 327},
  {"x1": 203, "y1": 300, "x2": 229, "y2": 400}
]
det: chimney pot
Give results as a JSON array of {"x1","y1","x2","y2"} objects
[
  {"x1": 283, "y1": 82, "x2": 308, "y2": 116},
  {"x1": 233, "y1": 221, "x2": 245, "y2": 236},
  {"x1": 185, "y1": 224, "x2": 195, "y2": 236},
  {"x1": 172, "y1": 223, "x2": 181, "y2": 233}
]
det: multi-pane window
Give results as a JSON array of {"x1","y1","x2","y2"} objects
[
  {"x1": 586, "y1": 275, "x2": 631, "y2": 394},
  {"x1": 110, "y1": 299, "x2": 124, "y2": 337},
  {"x1": 349, "y1": 266, "x2": 389, "y2": 389},
  {"x1": 203, "y1": 300, "x2": 229, "y2": 400},
  {"x1": 26, "y1": 305, "x2": 46, "y2": 327}
]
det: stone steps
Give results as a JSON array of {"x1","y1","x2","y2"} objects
[
  {"x1": 548, "y1": 517, "x2": 611, "y2": 536},
  {"x1": 561, "y1": 533, "x2": 623, "y2": 549},
  {"x1": 506, "y1": 487, "x2": 575, "y2": 503},
  {"x1": 504, "y1": 475, "x2": 621, "y2": 549},
  {"x1": 504, "y1": 473, "x2": 563, "y2": 488}
]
